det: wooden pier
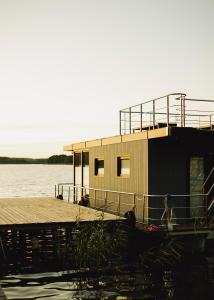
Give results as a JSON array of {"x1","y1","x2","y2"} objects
[
  {"x1": 0, "y1": 197, "x2": 123, "y2": 274},
  {"x1": 0, "y1": 197, "x2": 122, "y2": 229}
]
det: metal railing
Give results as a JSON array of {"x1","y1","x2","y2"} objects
[
  {"x1": 119, "y1": 93, "x2": 214, "y2": 135},
  {"x1": 140, "y1": 193, "x2": 209, "y2": 227},
  {"x1": 55, "y1": 183, "x2": 212, "y2": 228},
  {"x1": 202, "y1": 166, "x2": 214, "y2": 194},
  {"x1": 201, "y1": 166, "x2": 214, "y2": 216},
  {"x1": 55, "y1": 183, "x2": 135, "y2": 216}
]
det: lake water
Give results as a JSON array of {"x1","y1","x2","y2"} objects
[
  {"x1": 0, "y1": 164, "x2": 73, "y2": 198},
  {"x1": 0, "y1": 164, "x2": 213, "y2": 299}
]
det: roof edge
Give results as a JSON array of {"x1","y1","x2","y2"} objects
[{"x1": 64, "y1": 127, "x2": 169, "y2": 151}]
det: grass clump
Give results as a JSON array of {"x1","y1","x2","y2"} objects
[{"x1": 71, "y1": 220, "x2": 129, "y2": 269}]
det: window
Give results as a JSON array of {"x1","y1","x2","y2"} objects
[
  {"x1": 82, "y1": 152, "x2": 89, "y2": 166},
  {"x1": 117, "y1": 157, "x2": 130, "y2": 177},
  {"x1": 94, "y1": 158, "x2": 104, "y2": 176},
  {"x1": 74, "y1": 152, "x2": 81, "y2": 166}
]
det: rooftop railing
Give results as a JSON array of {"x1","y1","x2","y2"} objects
[{"x1": 119, "y1": 93, "x2": 214, "y2": 135}]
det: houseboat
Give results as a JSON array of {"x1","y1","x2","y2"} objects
[{"x1": 61, "y1": 93, "x2": 214, "y2": 229}]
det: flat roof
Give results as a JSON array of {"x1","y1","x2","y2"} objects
[
  {"x1": 64, "y1": 127, "x2": 169, "y2": 151},
  {"x1": 64, "y1": 126, "x2": 214, "y2": 151}
]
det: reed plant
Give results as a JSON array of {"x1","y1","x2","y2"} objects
[
  {"x1": 54, "y1": 208, "x2": 129, "y2": 270},
  {"x1": 71, "y1": 219, "x2": 129, "y2": 269}
]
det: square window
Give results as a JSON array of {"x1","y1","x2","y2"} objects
[
  {"x1": 117, "y1": 157, "x2": 130, "y2": 177},
  {"x1": 95, "y1": 158, "x2": 104, "y2": 176}
]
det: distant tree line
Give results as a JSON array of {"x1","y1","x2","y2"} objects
[
  {"x1": 47, "y1": 155, "x2": 73, "y2": 164},
  {"x1": 0, "y1": 155, "x2": 73, "y2": 164}
]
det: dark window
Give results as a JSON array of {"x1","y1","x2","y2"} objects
[
  {"x1": 74, "y1": 152, "x2": 81, "y2": 166},
  {"x1": 82, "y1": 152, "x2": 89, "y2": 166},
  {"x1": 95, "y1": 158, "x2": 104, "y2": 176}
]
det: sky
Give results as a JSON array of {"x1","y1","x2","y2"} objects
[{"x1": 0, "y1": 0, "x2": 214, "y2": 158}]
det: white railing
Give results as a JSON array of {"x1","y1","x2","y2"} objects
[
  {"x1": 119, "y1": 93, "x2": 214, "y2": 135},
  {"x1": 139, "y1": 193, "x2": 208, "y2": 227},
  {"x1": 55, "y1": 183, "x2": 135, "y2": 216},
  {"x1": 55, "y1": 184, "x2": 211, "y2": 228}
]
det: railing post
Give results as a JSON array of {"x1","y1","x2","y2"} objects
[
  {"x1": 183, "y1": 95, "x2": 185, "y2": 127},
  {"x1": 61, "y1": 185, "x2": 64, "y2": 198},
  {"x1": 140, "y1": 104, "x2": 143, "y2": 131},
  {"x1": 118, "y1": 193, "x2": 121, "y2": 215},
  {"x1": 68, "y1": 186, "x2": 70, "y2": 202},
  {"x1": 153, "y1": 100, "x2": 155, "y2": 129},
  {"x1": 180, "y1": 94, "x2": 185, "y2": 127},
  {"x1": 129, "y1": 107, "x2": 132, "y2": 134},
  {"x1": 74, "y1": 186, "x2": 76, "y2": 204},
  {"x1": 167, "y1": 96, "x2": 169, "y2": 126},
  {"x1": 205, "y1": 194, "x2": 208, "y2": 227},
  {"x1": 73, "y1": 186, "x2": 75, "y2": 203},
  {"x1": 142, "y1": 195, "x2": 145, "y2": 224},
  {"x1": 133, "y1": 193, "x2": 136, "y2": 206},
  {"x1": 164, "y1": 194, "x2": 170, "y2": 226},
  {"x1": 94, "y1": 189, "x2": 97, "y2": 207},
  {"x1": 104, "y1": 191, "x2": 107, "y2": 208},
  {"x1": 57, "y1": 184, "x2": 59, "y2": 197},
  {"x1": 119, "y1": 111, "x2": 122, "y2": 135}
]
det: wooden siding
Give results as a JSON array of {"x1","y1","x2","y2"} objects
[
  {"x1": 89, "y1": 139, "x2": 148, "y2": 194},
  {"x1": 88, "y1": 140, "x2": 148, "y2": 220}
]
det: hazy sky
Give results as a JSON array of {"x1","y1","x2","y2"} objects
[{"x1": 0, "y1": 0, "x2": 214, "y2": 157}]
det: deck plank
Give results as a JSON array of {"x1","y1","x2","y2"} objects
[{"x1": 0, "y1": 197, "x2": 122, "y2": 227}]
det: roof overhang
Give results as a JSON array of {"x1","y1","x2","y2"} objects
[{"x1": 64, "y1": 127, "x2": 169, "y2": 151}]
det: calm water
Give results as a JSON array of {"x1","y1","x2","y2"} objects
[
  {"x1": 0, "y1": 164, "x2": 73, "y2": 198},
  {"x1": 1, "y1": 264, "x2": 214, "y2": 300},
  {"x1": 0, "y1": 164, "x2": 213, "y2": 299}
]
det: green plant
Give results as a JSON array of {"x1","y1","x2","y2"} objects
[{"x1": 71, "y1": 220, "x2": 129, "y2": 269}]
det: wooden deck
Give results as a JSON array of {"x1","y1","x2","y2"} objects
[{"x1": 0, "y1": 197, "x2": 123, "y2": 229}]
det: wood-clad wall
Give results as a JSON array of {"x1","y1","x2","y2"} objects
[
  {"x1": 89, "y1": 139, "x2": 148, "y2": 195},
  {"x1": 88, "y1": 139, "x2": 148, "y2": 220}
]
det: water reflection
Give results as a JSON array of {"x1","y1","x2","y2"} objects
[{"x1": 1, "y1": 261, "x2": 213, "y2": 300}]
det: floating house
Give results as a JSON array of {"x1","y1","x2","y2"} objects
[{"x1": 63, "y1": 93, "x2": 214, "y2": 227}]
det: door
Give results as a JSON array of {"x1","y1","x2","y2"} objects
[{"x1": 190, "y1": 157, "x2": 204, "y2": 218}]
